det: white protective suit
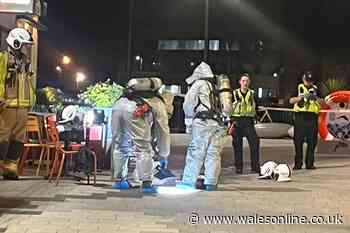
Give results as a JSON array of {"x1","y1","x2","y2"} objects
[
  {"x1": 181, "y1": 62, "x2": 227, "y2": 187},
  {"x1": 111, "y1": 89, "x2": 171, "y2": 183}
]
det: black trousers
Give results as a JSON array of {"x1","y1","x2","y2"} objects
[
  {"x1": 231, "y1": 117, "x2": 260, "y2": 170},
  {"x1": 293, "y1": 112, "x2": 318, "y2": 168},
  {"x1": 0, "y1": 140, "x2": 24, "y2": 162}
]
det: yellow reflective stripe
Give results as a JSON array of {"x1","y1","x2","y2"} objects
[
  {"x1": 232, "y1": 89, "x2": 256, "y2": 117},
  {"x1": 233, "y1": 89, "x2": 237, "y2": 102},
  {"x1": 236, "y1": 89, "x2": 253, "y2": 103},
  {"x1": 293, "y1": 83, "x2": 320, "y2": 113},
  {"x1": 0, "y1": 52, "x2": 8, "y2": 100}
]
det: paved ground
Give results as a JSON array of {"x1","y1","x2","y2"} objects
[{"x1": 0, "y1": 138, "x2": 350, "y2": 233}]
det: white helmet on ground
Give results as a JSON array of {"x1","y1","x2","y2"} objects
[
  {"x1": 6, "y1": 28, "x2": 33, "y2": 50},
  {"x1": 273, "y1": 164, "x2": 292, "y2": 182},
  {"x1": 257, "y1": 161, "x2": 278, "y2": 179}
]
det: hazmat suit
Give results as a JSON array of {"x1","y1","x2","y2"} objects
[
  {"x1": 111, "y1": 78, "x2": 172, "y2": 192},
  {"x1": 178, "y1": 62, "x2": 227, "y2": 191}
]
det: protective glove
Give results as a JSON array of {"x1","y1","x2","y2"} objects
[
  {"x1": 0, "y1": 100, "x2": 7, "y2": 113},
  {"x1": 185, "y1": 117, "x2": 193, "y2": 134},
  {"x1": 221, "y1": 113, "x2": 231, "y2": 126}
]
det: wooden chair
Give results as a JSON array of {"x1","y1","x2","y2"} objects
[
  {"x1": 39, "y1": 114, "x2": 58, "y2": 177},
  {"x1": 46, "y1": 121, "x2": 97, "y2": 186},
  {"x1": 19, "y1": 116, "x2": 48, "y2": 176}
]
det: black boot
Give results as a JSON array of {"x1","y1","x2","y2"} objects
[
  {"x1": 0, "y1": 141, "x2": 9, "y2": 161},
  {"x1": 7, "y1": 140, "x2": 24, "y2": 161}
]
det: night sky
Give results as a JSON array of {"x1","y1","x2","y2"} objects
[{"x1": 38, "y1": 0, "x2": 350, "y2": 89}]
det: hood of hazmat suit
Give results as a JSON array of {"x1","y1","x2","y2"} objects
[
  {"x1": 183, "y1": 62, "x2": 215, "y2": 118},
  {"x1": 185, "y1": 61, "x2": 214, "y2": 85}
]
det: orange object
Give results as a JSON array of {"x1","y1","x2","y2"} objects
[
  {"x1": 318, "y1": 91, "x2": 350, "y2": 141},
  {"x1": 19, "y1": 115, "x2": 48, "y2": 176},
  {"x1": 133, "y1": 103, "x2": 150, "y2": 118},
  {"x1": 227, "y1": 121, "x2": 237, "y2": 136},
  {"x1": 46, "y1": 121, "x2": 97, "y2": 186}
]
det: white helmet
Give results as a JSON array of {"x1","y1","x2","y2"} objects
[
  {"x1": 6, "y1": 28, "x2": 33, "y2": 50},
  {"x1": 273, "y1": 164, "x2": 292, "y2": 182},
  {"x1": 257, "y1": 161, "x2": 278, "y2": 179},
  {"x1": 59, "y1": 105, "x2": 78, "y2": 124}
]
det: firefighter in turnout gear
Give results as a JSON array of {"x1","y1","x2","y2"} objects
[
  {"x1": 231, "y1": 74, "x2": 260, "y2": 174},
  {"x1": 289, "y1": 71, "x2": 322, "y2": 170},
  {"x1": 0, "y1": 27, "x2": 35, "y2": 180}
]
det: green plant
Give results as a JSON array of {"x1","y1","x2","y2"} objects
[
  {"x1": 319, "y1": 78, "x2": 347, "y2": 97},
  {"x1": 79, "y1": 79, "x2": 124, "y2": 108}
]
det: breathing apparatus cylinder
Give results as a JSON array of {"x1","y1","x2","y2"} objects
[
  {"x1": 216, "y1": 75, "x2": 233, "y2": 115},
  {"x1": 127, "y1": 77, "x2": 163, "y2": 92}
]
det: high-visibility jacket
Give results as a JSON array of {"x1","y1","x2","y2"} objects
[
  {"x1": 293, "y1": 83, "x2": 320, "y2": 114},
  {"x1": 0, "y1": 51, "x2": 36, "y2": 108},
  {"x1": 231, "y1": 88, "x2": 256, "y2": 117}
]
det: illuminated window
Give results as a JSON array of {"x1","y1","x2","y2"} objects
[
  {"x1": 158, "y1": 40, "x2": 220, "y2": 51},
  {"x1": 258, "y1": 88, "x2": 277, "y2": 98}
]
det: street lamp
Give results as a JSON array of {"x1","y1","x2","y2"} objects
[
  {"x1": 76, "y1": 72, "x2": 86, "y2": 91},
  {"x1": 62, "y1": 55, "x2": 71, "y2": 65},
  {"x1": 56, "y1": 66, "x2": 62, "y2": 73},
  {"x1": 135, "y1": 55, "x2": 143, "y2": 71},
  {"x1": 56, "y1": 55, "x2": 73, "y2": 90}
]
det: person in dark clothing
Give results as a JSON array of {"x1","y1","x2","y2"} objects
[
  {"x1": 230, "y1": 74, "x2": 260, "y2": 174},
  {"x1": 289, "y1": 71, "x2": 324, "y2": 170}
]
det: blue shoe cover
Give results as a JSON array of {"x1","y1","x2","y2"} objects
[
  {"x1": 142, "y1": 186, "x2": 157, "y2": 193},
  {"x1": 205, "y1": 184, "x2": 217, "y2": 191},
  {"x1": 176, "y1": 183, "x2": 196, "y2": 190},
  {"x1": 141, "y1": 182, "x2": 157, "y2": 193},
  {"x1": 112, "y1": 180, "x2": 130, "y2": 190}
]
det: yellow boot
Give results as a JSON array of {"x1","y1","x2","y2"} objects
[{"x1": 2, "y1": 160, "x2": 19, "y2": 180}]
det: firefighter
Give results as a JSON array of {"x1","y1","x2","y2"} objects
[
  {"x1": 289, "y1": 71, "x2": 323, "y2": 170},
  {"x1": 231, "y1": 74, "x2": 260, "y2": 174},
  {"x1": 0, "y1": 27, "x2": 35, "y2": 180}
]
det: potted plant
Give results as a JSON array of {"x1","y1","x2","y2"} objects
[
  {"x1": 319, "y1": 78, "x2": 347, "y2": 97},
  {"x1": 79, "y1": 79, "x2": 124, "y2": 108}
]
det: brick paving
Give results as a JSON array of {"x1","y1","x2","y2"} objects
[{"x1": 0, "y1": 138, "x2": 349, "y2": 233}]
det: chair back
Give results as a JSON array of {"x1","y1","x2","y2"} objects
[
  {"x1": 25, "y1": 116, "x2": 43, "y2": 144},
  {"x1": 46, "y1": 120, "x2": 60, "y2": 144}
]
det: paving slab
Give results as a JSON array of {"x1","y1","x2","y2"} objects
[{"x1": 0, "y1": 139, "x2": 349, "y2": 233}]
